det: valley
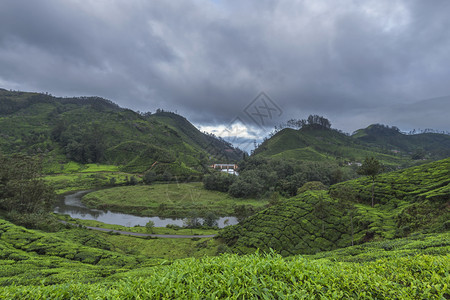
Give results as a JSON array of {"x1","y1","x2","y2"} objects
[{"x1": 0, "y1": 90, "x2": 449, "y2": 299}]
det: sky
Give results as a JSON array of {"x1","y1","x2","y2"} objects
[{"x1": 1, "y1": 0, "x2": 449, "y2": 148}]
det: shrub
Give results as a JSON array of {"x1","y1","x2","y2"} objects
[
  {"x1": 297, "y1": 181, "x2": 328, "y2": 194},
  {"x1": 203, "y1": 172, "x2": 236, "y2": 192},
  {"x1": 145, "y1": 220, "x2": 155, "y2": 233}
]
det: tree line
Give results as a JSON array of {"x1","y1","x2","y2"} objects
[
  {"x1": 0, "y1": 154, "x2": 58, "y2": 230},
  {"x1": 203, "y1": 156, "x2": 354, "y2": 199}
]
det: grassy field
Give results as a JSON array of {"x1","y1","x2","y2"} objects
[
  {"x1": 43, "y1": 172, "x2": 132, "y2": 194},
  {"x1": 41, "y1": 160, "x2": 137, "y2": 194},
  {"x1": 81, "y1": 182, "x2": 268, "y2": 217},
  {"x1": 43, "y1": 160, "x2": 121, "y2": 174}
]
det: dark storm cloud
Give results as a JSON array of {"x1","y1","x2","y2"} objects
[{"x1": 0, "y1": 0, "x2": 449, "y2": 135}]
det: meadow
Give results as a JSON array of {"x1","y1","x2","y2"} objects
[{"x1": 81, "y1": 182, "x2": 268, "y2": 217}]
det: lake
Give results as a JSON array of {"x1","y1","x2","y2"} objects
[{"x1": 54, "y1": 190, "x2": 239, "y2": 228}]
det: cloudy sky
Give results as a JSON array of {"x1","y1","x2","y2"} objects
[{"x1": 1, "y1": 0, "x2": 449, "y2": 144}]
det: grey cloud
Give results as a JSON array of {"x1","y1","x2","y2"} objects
[{"x1": 0, "y1": 0, "x2": 449, "y2": 134}]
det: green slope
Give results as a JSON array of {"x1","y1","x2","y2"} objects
[
  {"x1": 150, "y1": 112, "x2": 243, "y2": 162},
  {"x1": 0, "y1": 218, "x2": 148, "y2": 286},
  {"x1": 0, "y1": 89, "x2": 242, "y2": 175},
  {"x1": 254, "y1": 124, "x2": 450, "y2": 168},
  {"x1": 219, "y1": 158, "x2": 450, "y2": 256}
]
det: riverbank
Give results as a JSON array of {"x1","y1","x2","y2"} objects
[
  {"x1": 60, "y1": 221, "x2": 217, "y2": 238},
  {"x1": 57, "y1": 216, "x2": 220, "y2": 236}
]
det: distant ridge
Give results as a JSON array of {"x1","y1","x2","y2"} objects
[{"x1": 253, "y1": 121, "x2": 450, "y2": 167}]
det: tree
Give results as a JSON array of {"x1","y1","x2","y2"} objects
[
  {"x1": 145, "y1": 220, "x2": 155, "y2": 233},
  {"x1": 128, "y1": 176, "x2": 139, "y2": 185},
  {"x1": 357, "y1": 157, "x2": 384, "y2": 207},
  {"x1": 203, "y1": 172, "x2": 236, "y2": 192},
  {"x1": 203, "y1": 212, "x2": 219, "y2": 227},
  {"x1": 184, "y1": 211, "x2": 201, "y2": 233},
  {"x1": 313, "y1": 194, "x2": 329, "y2": 236},
  {"x1": 0, "y1": 154, "x2": 55, "y2": 214},
  {"x1": 143, "y1": 170, "x2": 156, "y2": 185}
]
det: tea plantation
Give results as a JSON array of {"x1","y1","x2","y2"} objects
[
  {"x1": 0, "y1": 216, "x2": 448, "y2": 298},
  {"x1": 219, "y1": 158, "x2": 449, "y2": 255}
]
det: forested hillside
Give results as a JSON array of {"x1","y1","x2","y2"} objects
[{"x1": 0, "y1": 89, "x2": 242, "y2": 177}]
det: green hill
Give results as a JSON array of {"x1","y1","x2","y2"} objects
[
  {"x1": 218, "y1": 158, "x2": 450, "y2": 255},
  {"x1": 0, "y1": 89, "x2": 242, "y2": 176},
  {"x1": 253, "y1": 124, "x2": 450, "y2": 168},
  {"x1": 352, "y1": 123, "x2": 450, "y2": 158}
]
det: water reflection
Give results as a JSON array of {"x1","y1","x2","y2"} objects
[{"x1": 54, "y1": 190, "x2": 238, "y2": 228}]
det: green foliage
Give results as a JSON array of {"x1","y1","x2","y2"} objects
[
  {"x1": 307, "y1": 232, "x2": 450, "y2": 262},
  {"x1": 1, "y1": 249, "x2": 448, "y2": 299},
  {"x1": 228, "y1": 171, "x2": 266, "y2": 198},
  {"x1": 0, "y1": 219, "x2": 150, "y2": 287},
  {"x1": 231, "y1": 156, "x2": 350, "y2": 198},
  {"x1": 0, "y1": 154, "x2": 58, "y2": 229},
  {"x1": 67, "y1": 217, "x2": 218, "y2": 237},
  {"x1": 4, "y1": 211, "x2": 62, "y2": 232},
  {"x1": 184, "y1": 210, "x2": 202, "y2": 229},
  {"x1": 127, "y1": 175, "x2": 139, "y2": 185}
]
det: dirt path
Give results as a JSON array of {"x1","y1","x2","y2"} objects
[{"x1": 62, "y1": 222, "x2": 216, "y2": 238}]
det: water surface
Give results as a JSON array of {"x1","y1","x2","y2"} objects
[{"x1": 54, "y1": 190, "x2": 238, "y2": 228}]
